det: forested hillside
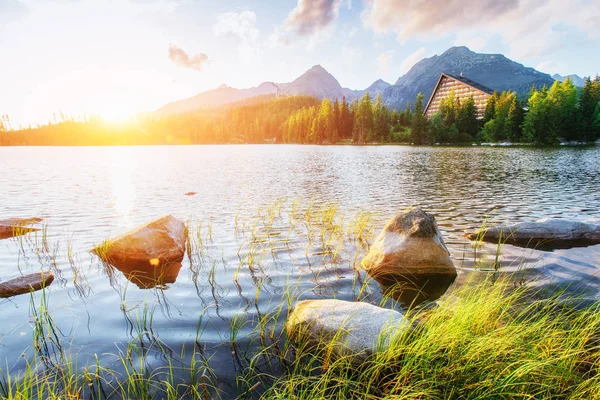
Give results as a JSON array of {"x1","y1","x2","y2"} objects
[{"x1": 1, "y1": 76, "x2": 598, "y2": 146}]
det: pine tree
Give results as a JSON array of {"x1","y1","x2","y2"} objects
[
  {"x1": 523, "y1": 86, "x2": 557, "y2": 144},
  {"x1": 456, "y1": 96, "x2": 478, "y2": 137},
  {"x1": 339, "y1": 97, "x2": 352, "y2": 139},
  {"x1": 312, "y1": 98, "x2": 331, "y2": 144},
  {"x1": 411, "y1": 93, "x2": 428, "y2": 144},
  {"x1": 483, "y1": 92, "x2": 498, "y2": 124},
  {"x1": 578, "y1": 76, "x2": 600, "y2": 141},
  {"x1": 373, "y1": 92, "x2": 389, "y2": 142},
  {"x1": 353, "y1": 92, "x2": 374, "y2": 143},
  {"x1": 439, "y1": 90, "x2": 456, "y2": 127},
  {"x1": 505, "y1": 96, "x2": 524, "y2": 142},
  {"x1": 400, "y1": 103, "x2": 412, "y2": 127},
  {"x1": 560, "y1": 78, "x2": 578, "y2": 140},
  {"x1": 328, "y1": 98, "x2": 340, "y2": 143}
]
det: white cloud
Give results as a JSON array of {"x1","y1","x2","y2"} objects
[
  {"x1": 361, "y1": 0, "x2": 600, "y2": 61},
  {"x1": 306, "y1": 22, "x2": 336, "y2": 51},
  {"x1": 268, "y1": 0, "x2": 343, "y2": 48},
  {"x1": 168, "y1": 44, "x2": 208, "y2": 71},
  {"x1": 398, "y1": 47, "x2": 428, "y2": 74},
  {"x1": 535, "y1": 61, "x2": 558, "y2": 74},
  {"x1": 213, "y1": 10, "x2": 260, "y2": 61},
  {"x1": 376, "y1": 50, "x2": 394, "y2": 69},
  {"x1": 284, "y1": 0, "x2": 342, "y2": 36},
  {"x1": 266, "y1": 25, "x2": 290, "y2": 48},
  {"x1": 362, "y1": 0, "x2": 517, "y2": 41}
]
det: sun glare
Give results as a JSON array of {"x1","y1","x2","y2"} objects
[{"x1": 98, "y1": 107, "x2": 132, "y2": 123}]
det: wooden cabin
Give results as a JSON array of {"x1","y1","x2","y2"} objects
[{"x1": 424, "y1": 73, "x2": 494, "y2": 119}]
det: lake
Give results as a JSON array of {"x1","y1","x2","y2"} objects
[{"x1": 1, "y1": 145, "x2": 600, "y2": 398}]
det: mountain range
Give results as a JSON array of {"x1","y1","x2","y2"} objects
[
  {"x1": 156, "y1": 46, "x2": 571, "y2": 116},
  {"x1": 155, "y1": 65, "x2": 391, "y2": 116},
  {"x1": 552, "y1": 73, "x2": 586, "y2": 87}
]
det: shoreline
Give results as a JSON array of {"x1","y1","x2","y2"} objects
[{"x1": 1, "y1": 142, "x2": 598, "y2": 148}]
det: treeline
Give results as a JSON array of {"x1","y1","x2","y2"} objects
[
  {"x1": 418, "y1": 76, "x2": 600, "y2": 145},
  {"x1": 2, "y1": 76, "x2": 599, "y2": 146},
  {"x1": 0, "y1": 96, "x2": 321, "y2": 145},
  {"x1": 282, "y1": 93, "x2": 412, "y2": 144},
  {"x1": 148, "y1": 95, "x2": 321, "y2": 143}
]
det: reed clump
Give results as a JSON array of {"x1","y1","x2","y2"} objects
[{"x1": 263, "y1": 280, "x2": 600, "y2": 400}]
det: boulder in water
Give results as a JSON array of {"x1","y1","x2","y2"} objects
[
  {"x1": 361, "y1": 208, "x2": 457, "y2": 306},
  {"x1": 92, "y1": 215, "x2": 187, "y2": 287},
  {"x1": 0, "y1": 271, "x2": 54, "y2": 298},
  {"x1": 464, "y1": 218, "x2": 600, "y2": 249},
  {"x1": 286, "y1": 299, "x2": 408, "y2": 362},
  {"x1": 0, "y1": 218, "x2": 42, "y2": 240}
]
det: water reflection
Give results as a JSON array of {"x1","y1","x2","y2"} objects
[
  {"x1": 108, "y1": 147, "x2": 135, "y2": 218},
  {"x1": 373, "y1": 272, "x2": 457, "y2": 307},
  {"x1": 105, "y1": 260, "x2": 183, "y2": 289}
]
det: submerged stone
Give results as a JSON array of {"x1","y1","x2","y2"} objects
[
  {"x1": 287, "y1": 299, "x2": 408, "y2": 362},
  {"x1": 92, "y1": 215, "x2": 187, "y2": 288},
  {"x1": 464, "y1": 218, "x2": 600, "y2": 250},
  {"x1": 0, "y1": 271, "x2": 54, "y2": 298},
  {"x1": 0, "y1": 217, "x2": 42, "y2": 240},
  {"x1": 361, "y1": 208, "x2": 457, "y2": 307}
]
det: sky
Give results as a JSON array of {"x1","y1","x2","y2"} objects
[{"x1": 1, "y1": 0, "x2": 599, "y2": 127}]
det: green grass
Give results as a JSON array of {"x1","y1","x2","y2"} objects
[
  {"x1": 264, "y1": 280, "x2": 600, "y2": 400},
  {"x1": 6, "y1": 280, "x2": 596, "y2": 399},
  {"x1": 0, "y1": 201, "x2": 599, "y2": 399}
]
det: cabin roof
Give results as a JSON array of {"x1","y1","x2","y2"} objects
[
  {"x1": 443, "y1": 73, "x2": 494, "y2": 95},
  {"x1": 424, "y1": 73, "x2": 495, "y2": 115}
]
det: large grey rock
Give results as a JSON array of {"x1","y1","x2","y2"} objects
[
  {"x1": 465, "y1": 218, "x2": 600, "y2": 249},
  {"x1": 287, "y1": 299, "x2": 408, "y2": 361},
  {"x1": 0, "y1": 217, "x2": 42, "y2": 240},
  {"x1": 92, "y1": 215, "x2": 187, "y2": 288},
  {"x1": 361, "y1": 208, "x2": 456, "y2": 306},
  {"x1": 0, "y1": 271, "x2": 54, "y2": 298}
]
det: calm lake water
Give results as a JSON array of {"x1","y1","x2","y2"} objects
[{"x1": 1, "y1": 145, "x2": 600, "y2": 398}]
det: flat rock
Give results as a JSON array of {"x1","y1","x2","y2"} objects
[
  {"x1": 0, "y1": 271, "x2": 54, "y2": 298},
  {"x1": 0, "y1": 217, "x2": 43, "y2": 240},
  {"x1": 92, "y1": 215, "x2": 187, "y2": 288},
  {"x1": 361, "y1": 208, "x2": 457, "y2": 306},
  {"x1": 464, "y1": 218, "x2": 600, "y2": 249},
  {"x1": 287, "y1": 299, "x2": 408, "y2": 362}
]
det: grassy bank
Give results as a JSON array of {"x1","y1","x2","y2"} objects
[
  {"x1": 1, "y1": 279, "x2": 598, "y2": 399},
  {"x1": 265, "y1": 281, "x2": 600, "y2": 399}
]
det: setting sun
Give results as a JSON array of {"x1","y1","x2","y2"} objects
[{"x1": 97, "y1": 107, "x2": 133, "y2": 124}]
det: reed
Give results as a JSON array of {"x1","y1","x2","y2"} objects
[
  {"x1": 263, "y1": 279, "x2": 600, "y2": 400},
  {"x1": 1, "y1": 200, "x2": 598, "y2": 400}
]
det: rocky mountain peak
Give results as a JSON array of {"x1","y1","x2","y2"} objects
[{"x1": 385, "y1": 46, "x2": 555, "y2": 110}]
